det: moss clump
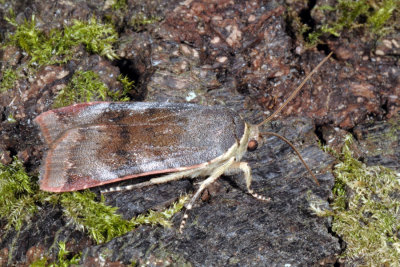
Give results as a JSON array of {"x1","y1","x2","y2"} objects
[
  {"x1": 30, "y1": 241, "x2": 81, "y2": 267},
  {"x1": 63, "y1": 18, "x2": 119, "y2": 60},
  {"x1": 0, "y1": 67, "x2": 18, "y2": 92},
  {"x1": 307, "y1": 0, "x2": 399, "y2": 44},
  {"x1": 61, "y1": 191, "x2": 188, "y2": 244},
  {"x1": 52, "y1": 241, "x2": 81, "y2": 267},
  {"x1": 60, "y1": 191, "x2": 131, "y2": 244},
  {"x1": 0, "y1": 157, "x2": 47, "y2": 230},
  {"x1": 117, "y1": 73, "x2": 135, "y2": 96},
  {"x1": 312, "y1": 135, "x2": 400, "y2": 265},
  {"x1": 5, "y1": 16, "x2": 118, "y2": 66},
  {"x1": 53, "y1": 70, "x2": 130, "y2": 108}
]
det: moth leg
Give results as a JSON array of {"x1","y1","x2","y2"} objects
[
  {"x1": 225, "y1": 161, "x2": 270, "y2": 202},
  {"x1": 179, "y1": 157, "x2": 235, "y2": 233},
  {"x1": 100, "y1": 169, "x2": 197, "y2": 193}
]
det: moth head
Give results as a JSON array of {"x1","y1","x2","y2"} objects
[{"x1": 247, "y1": 124, "x2": 263, "y2": 152}]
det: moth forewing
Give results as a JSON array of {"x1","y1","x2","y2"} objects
[{"x1": 35, "y1": 102, "x2": 247, "y2": 192}]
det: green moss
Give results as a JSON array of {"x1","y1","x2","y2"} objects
[
  {"x1": 63, "y1": 18, "x2": 118, "y2": 60},
  {"x1": 312, "y1": 135, "x2": 400, "y2": 265},
  {"x1": 117, "y1": 73, "x2": 135, "y2": 98},
  {"x1": 366, "y1": 0, "x2": 398, "y2": 32},
  {"x1": 60, "y1": 191, "x2": 131, "y2": 244},
  {"x1": 5, "y1": 16, "x2": 118, "y2": 66},
  {"x1": 53, "y1": 70, "x2": 130, "y2": 108},
  {"x1": 285, "y1": 7, "x2": 313, "y2": 44},
  {"x1": 386, "y1": 117, "x2": 400, "y2": 142},
  {"x1": 129, "y1": 13, "x2": 161, "y2": 31},
  {"x1": 317, "y1": 139, "x2": 339, "y2": 158},
  {"x1": 0, "y1": 67, "x2": 18, "y2": 92},
  {"x1": 61, "y1": 191, "x2": 188, "y2": 244},
  {"x1": 0, "y1": 155, "x2": 187, "y2": 246},
  {"x1": 6, "y1": 113, "x2": 17, "y2": 123},
  {"x1": 357, "y1": 118, "x2": 399, "y2": 158},
  {"x1": 132, "y1": 194, "x2": 188, "y2": 228},
  {"x1": 30, "y1": 241, "x2": 81, "y2": 267},
  {"x1": 51, "y1": 241, "x2": 81, "y2": 267},
  {"x1": 112, "y1": 0, "x2": 128, "y2": 10},
  {"x1": 307, "y1": 0, "x2": 399, "y2": 44},
  {"x1": 29, "y1": 257, "x2": 48, "y2": 267},
  {"x1": 0, "y1": 157, "x2": 51, "y2": 230}
]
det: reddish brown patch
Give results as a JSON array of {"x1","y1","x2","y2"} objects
[
  {"x1": 26, "y1": 245, "x2": 46, "y2": 265},
  {"x1": 0, "y1": 248, "x2": 8, "y2": 267},
  {"x1": 34, "y1": 114, "x2": 53, "y2": 145},
  {"x1": 349, "y1": 82, "x2": 375, "y2": 99}
]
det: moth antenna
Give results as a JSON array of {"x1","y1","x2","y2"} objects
[
  {"x1": 257, "y1": 52, "x2": 333, "y2": 127},
  {"x1": 261, "y1": 131, "x2": 320, "y2": 186}
]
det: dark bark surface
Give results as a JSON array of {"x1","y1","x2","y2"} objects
[{"x1": 0, "y1": 0, "x2": 399, "y2": 266}]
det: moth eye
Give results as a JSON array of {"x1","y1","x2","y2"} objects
[{"x1": 247, "y1": 139, "x2": 258, "y2": 152}]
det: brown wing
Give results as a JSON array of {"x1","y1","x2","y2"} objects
[{"x1": 35, "y1": 102, "x2": 245, "y2": 192}]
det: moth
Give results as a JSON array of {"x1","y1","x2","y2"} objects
[{"x1": 35, "y1": 53, "x2": 332, "y2": 232}]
